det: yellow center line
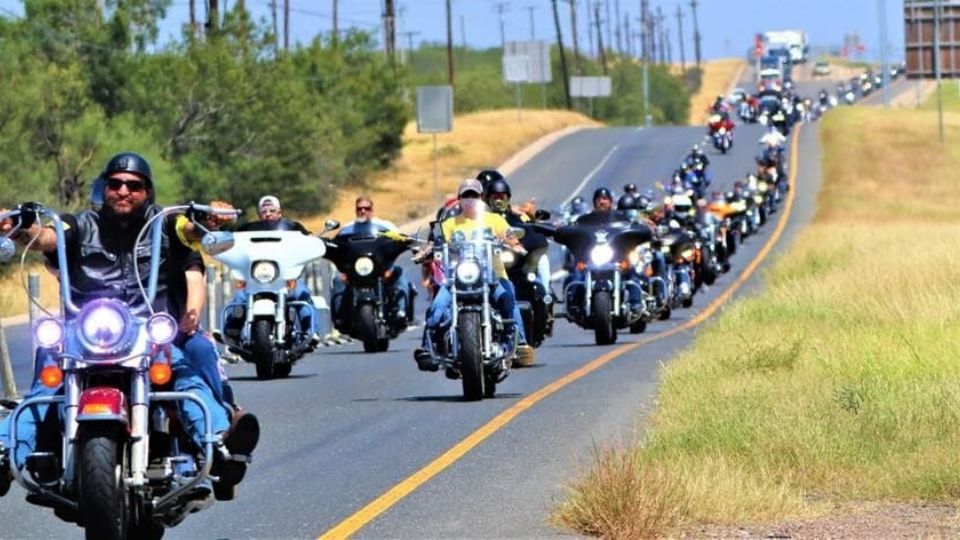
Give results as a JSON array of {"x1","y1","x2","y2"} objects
[{"x1": 318, "y1": 125, "x2": 804, "y2": 540}]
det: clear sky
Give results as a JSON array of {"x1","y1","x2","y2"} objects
[{"x1": 0, "y1": 0, "x2": 906, "y2": 62}]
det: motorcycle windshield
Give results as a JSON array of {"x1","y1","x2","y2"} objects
[
  {"x1": 437, "y1": 200, "x2": 504, "y2": 282},
  {"x1": 212, "y1": 231, "x2": 325, "y2": 281},
  {"x1": 554, "y1": 217, "x2": 653, "y2": 262},
  {"x1": 326, "y1": 223, "x2": 410, "y2": 274}
]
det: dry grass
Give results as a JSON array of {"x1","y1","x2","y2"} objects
[
  {"x1": 0, "y1": 263, "x2": 60, "y2": 318},
  {"x1": 685, "y1": 58, "x2": 745, "y2": 125},
  {"x1": 554, "y1": 107, "x2": 960, "y2": 536},
  {"x1": 301, "y1": 109, "x2": 598, "y2": 232}
]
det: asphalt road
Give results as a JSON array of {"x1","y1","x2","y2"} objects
[{"x1": 0, "y1": 111, "x2": 827, "y2": 537}]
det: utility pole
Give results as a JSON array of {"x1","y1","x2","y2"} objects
[
  {"x1": 935, "y1": 0, "x2": 944, "y2": 143},
  {"x1": 208, "y1": 0, "x2": 218, "y2": 34},
  {"x1": 527, "y1": 5, "x2": 538, "y2": 40},
  {"x1": 604, "y1": 0, "x2": 613, "y2": 58},
  {"x1": 664, "y1": 20, "x2": 672, "y2": 64},
  {"x1": 283, "y1": 0, "x2": 289, "y2": 49},
  {"x1": 878, "y1": 0, "x2": 890, "y2": 106},
  {"x1": 640, "y1": 0, "x2": 649, "y2": 60},
  {"x1": 189, "y1": 0, "x2": 197, "y2": 37},
  {"x1": 657, "y1": 6, "x2": 666, "y2": 64},
  {"x1": 494, "y1": 2, "x2": 510, "y2": 49},
  {"x1": 690, "y1": 0, "x2": 702, "y2": 68},
  {"x1": 614, "y1": 0, "x2": 622, "y2": 54},
  {"x1": 675, "y1": 3, "x2": 685, "y2": 72},
  {"x1": 552, "y1": 0, "x2": 573, "y2": 109},
  {"x1": 270, "y1": 0, "x2": 278, "y2": 50},
  {"x1": 647, "y1": 5, "x2": 656, "y2": 64},
  {"x1": 586, "y1": 1, "x2": 594, "y2": 59},
  {"x1": 332, "y1": 0, "x2": 338, "y2": 43},
  {"x1": 402, "y1": 31, "x2": 420, "y2": 67},
  {"x1": 639, "y1": 25, "x2": 650, "y2": 126},
  {"x1": 594, "y1": 3, "x2": 608, "y2": 74},
  {"x1": 384, "y1": 0, "x2": 397, "y2": 63},
  {"x1": 568, "y1": 0, "x2": 582, "y2": 73},
  {"x1": 446, "y1": 0, "x2": 454, "y2": 85},
  {"x1": 460, "y1": 14, "x2": 467, "y2": 63},
  {"x1": 624, "y1": 14, "x2": 631, "y2": 57}
]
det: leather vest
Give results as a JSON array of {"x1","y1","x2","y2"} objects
[{"x1": 69, "y1": 206, "x2": 170, "y2": 317}]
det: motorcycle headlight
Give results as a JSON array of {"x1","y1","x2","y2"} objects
[
  {"x1": 499, "y1": 250, "x2": 516, "y2": 268},
  {"x1": 718, "y1": 127, "x2": 726, "y2": 134},
  {"x1": 455, "y1": 259, "x2": 481, "y2": 285},
  {"x1": 754, "y1": 195, "x2": 764, "y2": 204},
  {"x1": 78, "y1": 300, "x2": 130, "y2": 353},
  {"x1": 33, "y1": 317, "x2": 65, "y2": 349},
  {"x1": 251, "y1": 261, "x2": 279, "y2": 284},
  {"x1": 590, "y1": 245, "x2": 614, "y2": 265},
  {"x1": 680, "y1": 248, "x2": 696, "y2": 261},
  {"x1": 354, "y1": 256, "x2": 375, "y2": 277},
  {"x1": 146, "y1": 313, "x2": 178, "y2": 345}
]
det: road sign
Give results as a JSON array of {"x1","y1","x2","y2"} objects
[
  {"x1": 569, "y1": 76, "x2": 612, "y2": 98},
  {"x1": 502, "y1": 40, "x2": 552, "y2": 83},
  {"x1": 503, "y1": 56, "x2": 531, "y2": 84},
  {"x1": 416, "y1": 85, "x2": 453, "y2": 133}
]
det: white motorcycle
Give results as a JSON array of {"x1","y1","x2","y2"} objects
[{"x1": 211, "y1": 221, "x2": 336, "y2": 379}]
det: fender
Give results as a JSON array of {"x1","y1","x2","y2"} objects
[
  {"x1": 251, "y1": 297, "x2": 277, "y2": 317},
  {"x1": 77, "y1": 387, "x2": 128, "y2": 425}
]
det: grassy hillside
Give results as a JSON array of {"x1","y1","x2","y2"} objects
[{"x1": 552, "y1": 107, "x2": 960, "y2": 536}]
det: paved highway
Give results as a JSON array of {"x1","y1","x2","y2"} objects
[{"x1": 0, "y1": 93, "x2": 830, "y2": 538}]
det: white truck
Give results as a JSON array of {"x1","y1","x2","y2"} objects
[{"x1": 764, "y1": 30, "x2": 808, "y2": 64}]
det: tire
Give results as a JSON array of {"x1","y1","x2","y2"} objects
[
  {"x1": 252, "y1": 319, "x2": 275, "y2": 380},
  {"x1": 682, "y1": 296, "x2": 694, "y2": 308},
  {"x1": 658, "y1": 306, "x2": 672, "y2": 321},
  {"x1": 359, "y1": 304, "x2": 379, "y2": 353},
  {"x1": 592, "y1": 291, "x2": 616, "y2": 345},
  {"x1": 273, "y1": 362, "x2": 292, "y2": 378},
  {"x1": 483, "y1": 371, "x2": 497, "y2": 399},
  {"x1": 458, "y1": 311, "x2": 484, "y2": 401},
  {"x1": 79, "y1": 426, "x2": 126, "y2": 540},
  {"x1": 726, "y1": 230, "x2": 738, "y2": 256},
  {"x1": 629, "y1": 320, "x2": 647, "y2": 334},
  {"x1": 128, "y1": 519, "x2": 164, "y2": 540},
  {"x1": 376, "y1": 338, "x2": 390, "y2": 352}
]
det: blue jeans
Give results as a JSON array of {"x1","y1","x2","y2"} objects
[
  {"x1": 228, "y1": 280, "x2": 318, "y2": 336},
  {"x1": 0, "y1": 344, "x2": 231, "y2": 469},
  {"x1": 421, "y1": 278, "x2": 526, "y2": 349}
]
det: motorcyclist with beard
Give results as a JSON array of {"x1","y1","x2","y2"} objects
[
  {"x1": 413, "y1": 179, "x2": 535, "y2": 370},
  {"x1": 0, "y1": 152, "x2": 259, "y2": 501},
  {"x1": 329, "y1": 196, "x2": 412, "y2": 327},
  {"x1": 224, "y1": 196, "x2": 322, "y2": 349}
]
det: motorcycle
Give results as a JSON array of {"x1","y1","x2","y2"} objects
[
  {"x1": 659, "y1": 222, "x2": 698, "y2": 309},
  {"x1": 541, "y1": 215, "x2": 653, "y2": 345},
  {"x1": 422, "y1": 206, "x2": 522, "y2": 400},
  {"x1": 323, "y1": 222, "x2": 416, "y2": 353},
  {"x1": 213, "y1": 223, "x2": 333, "y2": 379},
  {"x1": 707, "y1": 114, "x2": 734, "y2": 154},
  {"x1": 2, "y1": 203, "x2": 240, "y2": 540},
  {"x1": 499, "y1": 218, "x2": 553, "y2": 351}
]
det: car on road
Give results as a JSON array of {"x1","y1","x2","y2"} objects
[{"x1": 813, "y1": 60, "x2": 831, "y2": 76}]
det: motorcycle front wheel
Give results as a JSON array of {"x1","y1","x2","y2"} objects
[
  {"x1": 592, "y1": 291, "x2": 617, "y2": 345},
  {"x1": 458, "y1": 311, "x2": 485, "y2": 401},
  {"x1": 79, "y1": 426, "x2": 128, "y2": 540},
  {"x1": 359, "y1": 304, "x2": 379, "y2": 353},
  {"x1": 252, "y1": 319, "x2": 276, "y2": 380}
]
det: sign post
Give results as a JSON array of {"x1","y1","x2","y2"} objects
[
  {"x1": 416, "y1": 85, "x2": 454, "y2": 200},
  {"x1": 503, "y1": 40, "x2": 553, "y2": 118},
  {"x1": 569, "y1": 76, "x2": 613, "y2": 118}
]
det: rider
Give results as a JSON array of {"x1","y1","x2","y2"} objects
[
  {"x1": 330, "y1": 196, "x2": 412, "y2": 324},
  {"x1": 709, "y1": 94, "x2": 727, "y2": 114},
  {"x1": 0, "y1": 152, "x2": 258, "y2": 500},
  {"x1": 476, "y1": 169, "x2": 505, "y2": 195},
  {"x1": 413, "y1": 179, "x2": 534, "y2": 369},
  {"x1": 227, "y1": 195, "x2": 322, "y2": 347}
]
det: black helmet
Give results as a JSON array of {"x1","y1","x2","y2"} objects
[
  {"x1": 570, "y1": 196, "x2": 588, "y2": 215},
  {"x1": 592, "y1": 187, "x2": 613, "y2": 202},
  {"x1": 623, "y1": 183, "x2": 638, "y2": 195},
  {"x1": 484, "y1": 178, "x2": 511, "y2": 199},
  {"x1": 476, "y1": 169, "x2": 504, "y2": 191},
  {"x1": 102, "y1": 152, "x2": 153, "y2": 187},
  {"x1": 617, "y1": 194, "x2": 639, "y2": 211}
]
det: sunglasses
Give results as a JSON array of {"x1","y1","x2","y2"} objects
[
  {"x1": 105, "y1": 178, "x2": 146, "y2": 193},
  {"x1": 355, "y1": 206, "x2": 373, "y2": 212}
]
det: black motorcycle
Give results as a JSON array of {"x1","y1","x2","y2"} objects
[
  {"x1": 539, "y1": 214, "x2": 652, "y2": 345},
  {"x1": 498, "y1": 214, "x2": 553, "y2": 352},
  {"x1": 324, "y1": 222, "x2": 416, "y2": 353}
]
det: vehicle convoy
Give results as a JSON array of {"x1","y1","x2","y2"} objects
[
  {"x1": 322, "y1": 220, "x2": 416, "y2": 352},
  {"x1": 0, "y1": 203, "x2": 247, "y2": 540},
  {"x1": 213, "y1": 225, "x2": 332, "y2": 379}
]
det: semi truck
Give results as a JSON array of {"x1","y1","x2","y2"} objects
[{"x1": 764, "y1": 29, "x2": 808, "y2": 64}]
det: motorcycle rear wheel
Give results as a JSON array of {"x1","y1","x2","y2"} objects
[
  {"x1": 79, "y1": 426, "x2": 127, "y2": 540},
  {"x1": 458, "y1": 311, "x2": 485, "y2": 401}
]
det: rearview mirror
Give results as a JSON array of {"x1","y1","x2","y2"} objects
[
  {"x1": 0, "y1": 237, "x2": 15, "y2": 263},
  {"x1": 200, "y1": 231, "x2": 235, "y2": 256},
  {"x1": 534, "y1": 209, "x2": 552, "y2": 221},
  {"x1": 508, "y1": 227, "x2": 526, "y2": 240},
  {"x1": 323, "y1": 219, "x2": 340, "y2": 233}
]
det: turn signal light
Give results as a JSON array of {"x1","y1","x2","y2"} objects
[
  {"x1": 40, "y1": 365, "x2": 63, "y2": 388},
  {"x1": 644, "y1": 266, "x2": 654, "y2": 277},
  {"x1": 383, "y1": 269, "x2": 393, "y2": 279},
  {"x1": 286, "y1": 279, "x2": 298, "y2": 290},
  {"x1": 339, "y1": 273, "x2": 349, "y2": 283},
  {"x1": 576, "y1": 261, "x2": 587, "y2": 272},
  {"x1": 149, "y1": 362, "x2": 173, "y2": 386},
  {"x1": 234, "y1": 280, "x2": 246, "y2": 290}
]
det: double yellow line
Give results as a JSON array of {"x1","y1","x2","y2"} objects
[{"x1": 319, "y1": 125, "x2": 804, "y2": 539}]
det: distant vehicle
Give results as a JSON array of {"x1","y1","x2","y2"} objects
[
  {"x1": 813, "y1": 60, "x2": 831, "y2": 76},
  {"x1": 729, "y1": 87, "x2": 748, "y2": 103},
  {"x1": 758, "y1": 68, "x2": 783, "y2": 91},
  {"x1": 764, "y1": 29, "x2": 809, "y2": 64},
  {"x1": 766, "y1": 48, "x2": 794, "y2": 81}
]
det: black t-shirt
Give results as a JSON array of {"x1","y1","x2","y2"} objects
[{"x1": 45, "y1": 211, "x2": 203, "y2": 322}]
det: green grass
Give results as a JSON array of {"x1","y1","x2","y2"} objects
[
  {"x1": 921, "y1": 80, "x2": 960, "y2": 113},
  {"x1": 552, "y1": 107, "x2": 960, "y2": 535}
]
